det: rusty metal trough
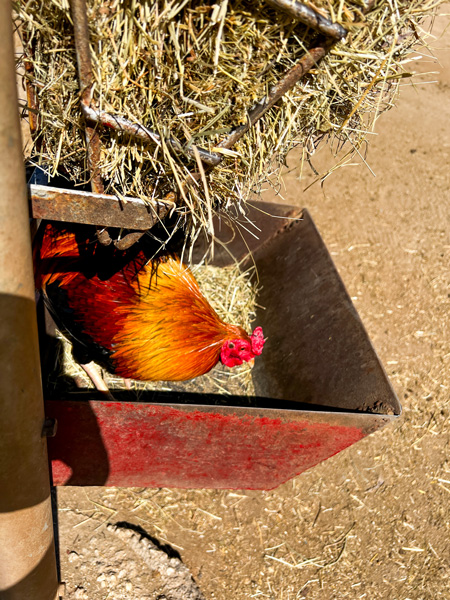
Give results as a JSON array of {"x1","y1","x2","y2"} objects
[{"x1": 41, "y1": 201, "x2": 401, "y2": 490}]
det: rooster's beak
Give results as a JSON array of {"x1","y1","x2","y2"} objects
[{"x1": 248, "y1": 358, "x2": 255, "y2": 367}]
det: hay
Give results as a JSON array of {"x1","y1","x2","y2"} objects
[
  {"x1": 55, "y1": 260, "x2": 259, "y2": 396},
  {"x1": 15, "y1": 0, "x2": 444, "y2": 240}
]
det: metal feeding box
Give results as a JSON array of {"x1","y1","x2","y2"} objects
[{"x1": 43, "y1": 203, "x2": 401, "y2": 490}]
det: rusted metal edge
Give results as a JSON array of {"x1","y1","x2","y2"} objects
[
  {"x1": 83, "y1": 105, "x2": 222, "y2": 167},
  {"x1": 70, "y1": 0, "x2": 104, "y2": 196},
  {"x1": 219, "y1": 37, "x2": 335, "y2": 151},
  {"x1": 265, "y1": 0, "x2": 347, "y2": 40},
  {"x1": 71, "y1": 0, "x2": 114, "y2": 248},
  {"x1": 29, "y1": 184, "x2": 172, "y2": 230},
  {"x1": 362, "y1": 0, "x2": 376, "y2": 13},
  {"x1": 22, "y1": 54, "x2": 40, "y2": 137}
]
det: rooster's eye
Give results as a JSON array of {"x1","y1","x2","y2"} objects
[{"x1": 229, "y1": 342, "x2": 235, "y2": 349}]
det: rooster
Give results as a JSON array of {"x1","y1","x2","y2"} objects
[{"x1": 34, "y1": 221, "x2": 264, "y2": 391}]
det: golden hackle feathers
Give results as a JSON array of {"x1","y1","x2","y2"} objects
[{"x1": 112, "y1": 257, "x2": 248, "y2": 381}]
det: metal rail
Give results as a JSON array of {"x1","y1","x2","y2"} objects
[
  {"x1": 82, "y1": 106, "x2": 223, "y2": 167},
  {"x1": 70, "y1": 0, "x2": 104, "y2": 196},
  {"x1": 264, "y1": 0, "x2": 347, "y2": 39},
  {"x1": 71, "y1": 0, "x2": 113, "y2": 246},
  {"x1": 0, "y1": 2, "x2": 59, "y2": 598},
  {"x1": 30, "y1": 184, "x2": 173, "y2": 230},
  {"x1": 218, "y1": 38, "x2": 335, "y2": 152}
]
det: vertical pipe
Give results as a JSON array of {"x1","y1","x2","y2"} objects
[
  {"x1": 70, "y1": 0, "x2": 105, "y2": 196},
  {"x1": 70, "y1": 0, "x2": 114, "y2": 246},
  {"x1": 0, "y1": 2, "x2": 59, "y2": 599}
]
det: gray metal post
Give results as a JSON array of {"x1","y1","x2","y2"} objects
[{"x1": 0, "y1": 2, "x2": 59, "y2": 599}]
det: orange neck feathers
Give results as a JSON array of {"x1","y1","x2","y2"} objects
[
  {"x1": 112, "y1": 257, "x2": 247, "y2": 381},
  {"x1": 35, "y1": 222, "x2": 259, "y2": 382}
]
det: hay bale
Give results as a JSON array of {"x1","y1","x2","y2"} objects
[{"x1": 16, "y1": 0, "x2": 444, "y2": 237}]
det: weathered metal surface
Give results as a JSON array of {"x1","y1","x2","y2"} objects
[
  {"x1": 45, "y1": 396, "x2": 393, "y2": 489},
  {"x1": 191, "y1": 201, "x2": 304, "y2": 266},
  {"x1": 251, "y1": 209, "x2": 401, "y2": 415},
  {"x1": 30, "y1": 184, "x2": 172, "y2": 229},
  {"x1": 219, "y1": 40, "x2": 334, "y2": 151},
  {"x1": 83, "y1": 106, "x2": 222, "y2": 167},
  {"x1": 70, "y1": 0, "x2": 104, "y2": 197},
  {"x1": 265, "y1": 0, "x2": 348, "y2": 39},
  {"x1": 23, "y1": 50, "x2": 40, "y2": 136},
  {"x1": 0, "y1": 2, "x2": 58, "y2": 597},
  {"x1": 42, "y1": 205, "x2": 400, "y2": 490},
  {"x1": 71, "y1": 0, "x2": 115, "y2": 250}
]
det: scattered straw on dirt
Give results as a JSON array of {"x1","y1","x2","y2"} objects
[{"x1": 15, "y1": 0, "x2": 445, "y2": 241}]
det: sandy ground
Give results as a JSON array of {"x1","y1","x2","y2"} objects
[{"x1": 56, "y1": 10, "x2": 450, "y2": 600}]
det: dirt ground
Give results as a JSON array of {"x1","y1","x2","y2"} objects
[{"x1": 56, "y1": 10, "x2": 450, "y2": 600}]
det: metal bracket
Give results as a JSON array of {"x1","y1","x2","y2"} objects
[
  {"x1": 29, "y1": 184, "x2": 173, "y2": 229},
  {"x1": 42, "y1": 417, "x2": 58, "y2": 438}
]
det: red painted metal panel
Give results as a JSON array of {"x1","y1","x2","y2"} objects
[{"x1": 45, "y1": 400, "x2": 385, "y2": 489}]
